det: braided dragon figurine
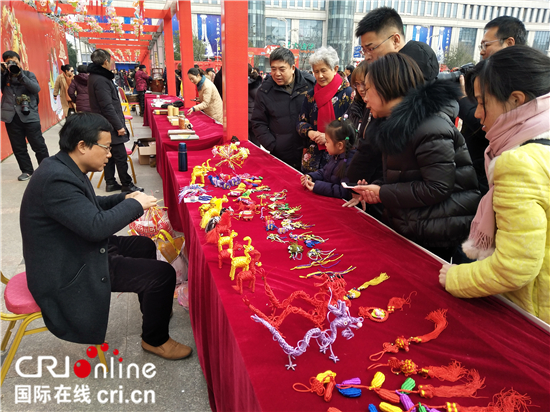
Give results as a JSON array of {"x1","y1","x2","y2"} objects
[{"x1": 251, "y1": 295, "x2": 363, "y2": 370}]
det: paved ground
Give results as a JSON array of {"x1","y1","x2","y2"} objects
[{"x1": 1, "y1": 117, "x2": 212, "y2": 411}]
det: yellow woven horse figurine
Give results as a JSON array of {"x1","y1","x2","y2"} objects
[
  {"x1": 218, "y1": 230, "x2": 238, "y2": 252},
  {"x1": 229, "y1": 236, "x2": 254, "y2": 281},
  {"x1": 191, "y1": 159, "x2": 216, "y2": 186},
  {"x1": 200, "y1": 195, "x2": 228, "y2": 229}
]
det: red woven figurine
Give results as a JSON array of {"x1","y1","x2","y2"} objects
[{"x1": 368, "y1": 358, "x2": 468, "y2": 382}]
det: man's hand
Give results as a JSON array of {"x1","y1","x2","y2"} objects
[
  {"x1": 342, "y1": 193, "x2": 366, "y2": 211},
  {"x1": 117, "y1": 128, "x2": 126, "y2": 136},
  {"x1": 131, "y1": 192, "x2": 158, "y2": 210},
  {"x1": 352, "y1": 184, "x2": 381, "y2": 204}
]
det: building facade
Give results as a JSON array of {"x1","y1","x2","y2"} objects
[{"x1": 189, "y1": 0, "x2": 550, "y2": 70}]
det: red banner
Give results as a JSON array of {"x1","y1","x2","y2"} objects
[{"x1": 1, "y1": 1, "x2": 68, "y2": 160}]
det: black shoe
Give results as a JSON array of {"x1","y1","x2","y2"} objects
[
  {"x1": 18, "y1": 173, "x2": 32, "y2": 181},
  {"x1": 106, "y1": 183, "x2": 122, "y2": 192},
  {"x1": 121, "y1": 183, "x2": 144, "y2": 193}
]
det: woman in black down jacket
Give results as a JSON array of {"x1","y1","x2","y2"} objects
[{"x1": 353, "y1": 53, "x2": 481, "y2": 260}]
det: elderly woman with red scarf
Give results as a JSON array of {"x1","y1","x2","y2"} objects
[{"x1": 298, "y1": 46, "x2": 352, "y2": 173}]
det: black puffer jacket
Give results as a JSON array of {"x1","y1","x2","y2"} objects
[
  {"x1": 251, "y1": 69, "x2": 315, "y2": 169},
  {"x1": 374, "y1": 81, "x2": 481, "y2": 249},
  {"x1": 87, "y1": 63, "x2": 129, "y2": 145}
]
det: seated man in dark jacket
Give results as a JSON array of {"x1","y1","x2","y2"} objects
[
  {"x1": 251, "y1": 47, "x2": 315, "y2": 170},
  {"x1": 20, "y1": 113, "x2": 192, "y2": 360}
]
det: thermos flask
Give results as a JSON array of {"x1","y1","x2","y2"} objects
[{"x1": 178, "y1": 142, "x2": 188, "y2": 172}]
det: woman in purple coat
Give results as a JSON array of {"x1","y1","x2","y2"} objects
[{"x1": 68, "y1": 65, "x2": 91, "y2": 113}]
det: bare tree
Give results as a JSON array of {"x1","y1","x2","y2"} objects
[{"x1": 444, "y1": 43, "x2": 475, "y2": 69}]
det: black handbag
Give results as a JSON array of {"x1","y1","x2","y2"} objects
[{"x1": 67, "y1": 108, "x2": 76, "y2": 117}]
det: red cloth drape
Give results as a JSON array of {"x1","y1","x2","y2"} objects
[{"x1": 160, "y1": 143, "x2": 550, "y2": 412}]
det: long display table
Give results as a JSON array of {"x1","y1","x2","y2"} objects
[{"x1": 163, "y1": 142, "x2": 549, "y2": 412}]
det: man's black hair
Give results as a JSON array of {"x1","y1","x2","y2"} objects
[
  {"x1": 346, "y1": 65, "x2": 355, "y2": 72},
  {"x1": 485, "y1": 16, "x2": 527, "y2": 46},
  {"x1": 91, "y1": 49, "x2": 111, "y2": 66},
  {"x1": 59, "y1": 113, "x2": 113, "y2": 153},
  {"x1": 269, "y1": 47, "x2": 295, "y2": 67},
  {"x1": 2, "y1": 50, "x2": 20, "y2": 61},
  {"x1": 77, "y1": 65, "x2": 88, "y2": 73},
  {"x1": 355, "y1": 7, "x2": 404, "y2": 37},
  {"x1": 205, "y1": 67, "x2": 215, "y2": 73}
]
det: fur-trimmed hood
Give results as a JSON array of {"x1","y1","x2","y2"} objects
[
  {"x1": 375, "y1": 80, "x2": 462, "y2": 155},
  {"x1": 87, "y1": 63, "x2": 114, "y2": 80}
]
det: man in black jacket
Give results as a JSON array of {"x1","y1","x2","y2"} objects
[
  {"x1": 1, "y1": 50, "x2": 49, "y2": 181},
  {"x1": 251, "y1": 47, "x2": 315, "y2": 170},
  {"x1": 21, "y1": 113, "x2": 192, "y2": 359},
  {"x1": 88, "y1": 49, "x2": 142, "y2": 193}
]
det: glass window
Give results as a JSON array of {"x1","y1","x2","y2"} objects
[
  {"x1": 462, "y1": 4, "x2": 467, "y2": 19},
  {"x1": 297, "y1": 0, "x2": 303, "y2": 6},
  {"x1": 305, "y1": 0, "x2": 311, "y2": 7},
  {"x1": 533, "y1": 31, "x2": 550, "y2": 53},
  {"x1": 282, "y1": 0, "x2": 287, "y2": 7},
  {"x1": 399, "y1": 0, "x2": 404, "y2": 12},
  {"x1": 290, "y1": 0, "x2": 295, "y2": 6},
  {"x1": 273, "y1": 0, "x2": 279, "y2": 6},
  {"x1": 319, "y1": 0, "x2": 325, "y2": 10},
  {"x1": 313, "y1": 0, "x2": 318, "y2": 8},
  {"x1": 413, "y1": 1, "x2": 419, "y2": 15},
  {"x1": 433, "y1": 2, "x2": 438, "y2": 17},
  {"x1": 426, "y1": 1, "x2": 432, "y2": 15},
  {"x1": 366, "y1": 0, "x2": 371, "y2": 12},
  {"x1": 298, "y1": 19, "x2": 324, "y2": 69},
  {"x1": 452, "y1": 3, "x2": 457, "y2": 18},
  {"x1": 419, "y1": 1, "x2": 425, "y2": 15},
  {"x1": 445, "y1": 3, "x2": 451, "y2": 18},
  {"x1": 373, "y1": 0, "x2": 378, "y2": 9},
  {"x1": 265, "y1": 17, "x2": 287, "y2": 46},
  {"x1": 439, "y1": 2, "x2": 445, "y2": 17},
  {"x1": 458, "y1": 27, "x2": 477, "y2": 60},
  {"x1": 406, "y1": 0, "x2": 412, "y2": 13},
  {"x1": 544, "y1": 9, "x2": 549, "y2": 23}
]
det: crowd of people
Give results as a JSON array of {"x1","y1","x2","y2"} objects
[
  {"x1": 1, "y1": 5, "x2": 548, "y2": 357},
  {"x1": 248, "y1": 8, "x2": 549, "y2": 324}
]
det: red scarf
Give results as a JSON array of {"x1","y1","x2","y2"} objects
[{"x1": 313, "y1": 75, "x2": 342, "y2": 150}]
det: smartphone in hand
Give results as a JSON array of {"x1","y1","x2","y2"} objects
[{"x1": 341, "y1": 182, "x2": 358, "y2": 189}]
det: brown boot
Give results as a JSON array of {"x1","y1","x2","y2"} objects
[{"x1": 141, "y1": 338, "x2": 193, "y2": 360}]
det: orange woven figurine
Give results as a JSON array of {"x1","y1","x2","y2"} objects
[
  {"x1": 218, "y1": 242, "x2": 243, "y2": 269},
  {"x1": 357, "y1": 291, "x2": 416, "y2": 323},
  {"x1": 233, "y1": 249, "x2": 262, "y2": 295},
  {"x1": 369, "y1": 309, "x2": 448, "y2": 361},
  {"x1": 190, "y1": 159, "x2": 216, "y2": 186}
]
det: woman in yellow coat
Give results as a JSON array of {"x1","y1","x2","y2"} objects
[
  {"x1": 186, "y1": 68, "x2": 223, "y2": 124},
  {"x1": 53, "y1": 64, "x2": 75, "y2": 117},
  {"x1": 439, "y1": 46, "x2": 550, "y2": 324}
]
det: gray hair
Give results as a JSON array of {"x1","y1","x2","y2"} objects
[
  {"x1": 91, "y1": 49, "x2": 111, "y2": 66},
  {"x1": 309, "y1": 46, "x2": 339, "y2": 69}
]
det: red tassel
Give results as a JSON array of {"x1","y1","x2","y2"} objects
[
  {"x1": 424, "y1": 388, "x2": 532, "y2": 411},
  {"x1": 413, "y1": 309, "x2": 448, "y2": 343},
  {"x1": 416, "y1": 369, "x2": 485, "y2": 398},
  {"x1": 427, "y1": 360, "x2": 467, "y2": 382},
  {"x1": 324, "y1": 376, "x2": 336, "y2": 402}
]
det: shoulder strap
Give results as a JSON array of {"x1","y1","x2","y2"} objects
[{"x1": 521, "y1": 138, "x2": 550, "y2": 147}]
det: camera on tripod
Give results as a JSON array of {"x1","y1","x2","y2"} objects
[
  {"x1": 6, "y1": 60, "x2": 21, "y2": 75},
  {"x1": 438, "y1": 62, "x2": 475, "y2": 82},
  {"x1": 16, "y1": 94, "x2": 31, "y2": 115}
]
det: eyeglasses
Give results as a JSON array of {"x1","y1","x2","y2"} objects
[
  {"x1": 94, "y1": 143, "x2": 112, "y2": 152},
  {"x1": 361, "y1": 34, "x2": 396, "y2": 55},
  {"x1": 353, "y1": 81, "x2": 366, "y2": 89},
  {"x1": 478, "y1": 39, "x2": 504, "y2": 51}
]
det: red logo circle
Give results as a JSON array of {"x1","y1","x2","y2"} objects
[{"x1": 73, "y1": 359, "x2": 91, "y2": 378}]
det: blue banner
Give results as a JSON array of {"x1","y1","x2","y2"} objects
[
  {"x1": 411, "y1": 25, "x2": 432, "y2": 44},
  {"x1": 197, "y1": 14, "x2": 221, "y2": 58},
  {"x1": 353, "y1": 45, "x2": 362, "y2": 58},
  {"x1": 435, "y1": 26, "x2": 452, "y2": 62}
]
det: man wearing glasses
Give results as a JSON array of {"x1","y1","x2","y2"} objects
[
  {"x1": 20, "y1": 113, "x2": 193, "y2": 360},
  {"x1": 458, "y1": 16, "x2": 526, "y2": 195},
  {"x1": 355, "y1": 7, "x2": 439, "y2": 82}
]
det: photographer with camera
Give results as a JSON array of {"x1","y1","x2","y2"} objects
[
  {"x1": 1, "y1": 50, "x2": 49, "y2": 181},
  {"x1": 455, "y1": 16, "x2": 527, "y2": 196}
]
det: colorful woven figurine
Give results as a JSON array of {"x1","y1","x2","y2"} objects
[{"x1": 252, "y1": 297, "x2": 363, "y2": 370}]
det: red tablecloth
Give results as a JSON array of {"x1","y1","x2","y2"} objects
[
  {"x1": 164, "y1": 143, "x2": 550, "y2": 412},
  {"x1": 151, "y1": 109, "x2": 223, "y2": 178},
  {"x1": 142, "y1": 94, "x2": 179, "y2": 127}
]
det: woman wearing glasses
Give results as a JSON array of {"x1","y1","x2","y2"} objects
[
  {"x1": 298, "y1": 46, "x2": 352, "y2": 173},
  {"x1": 352, "y1": 53, "x2": 480, "y2": 261},
  {"x1": 54, "y1": 65, "x2": 75, "y2": 117},
  {"x1": 439, "y1": 46, "x2": 550, "y2": 323}
]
